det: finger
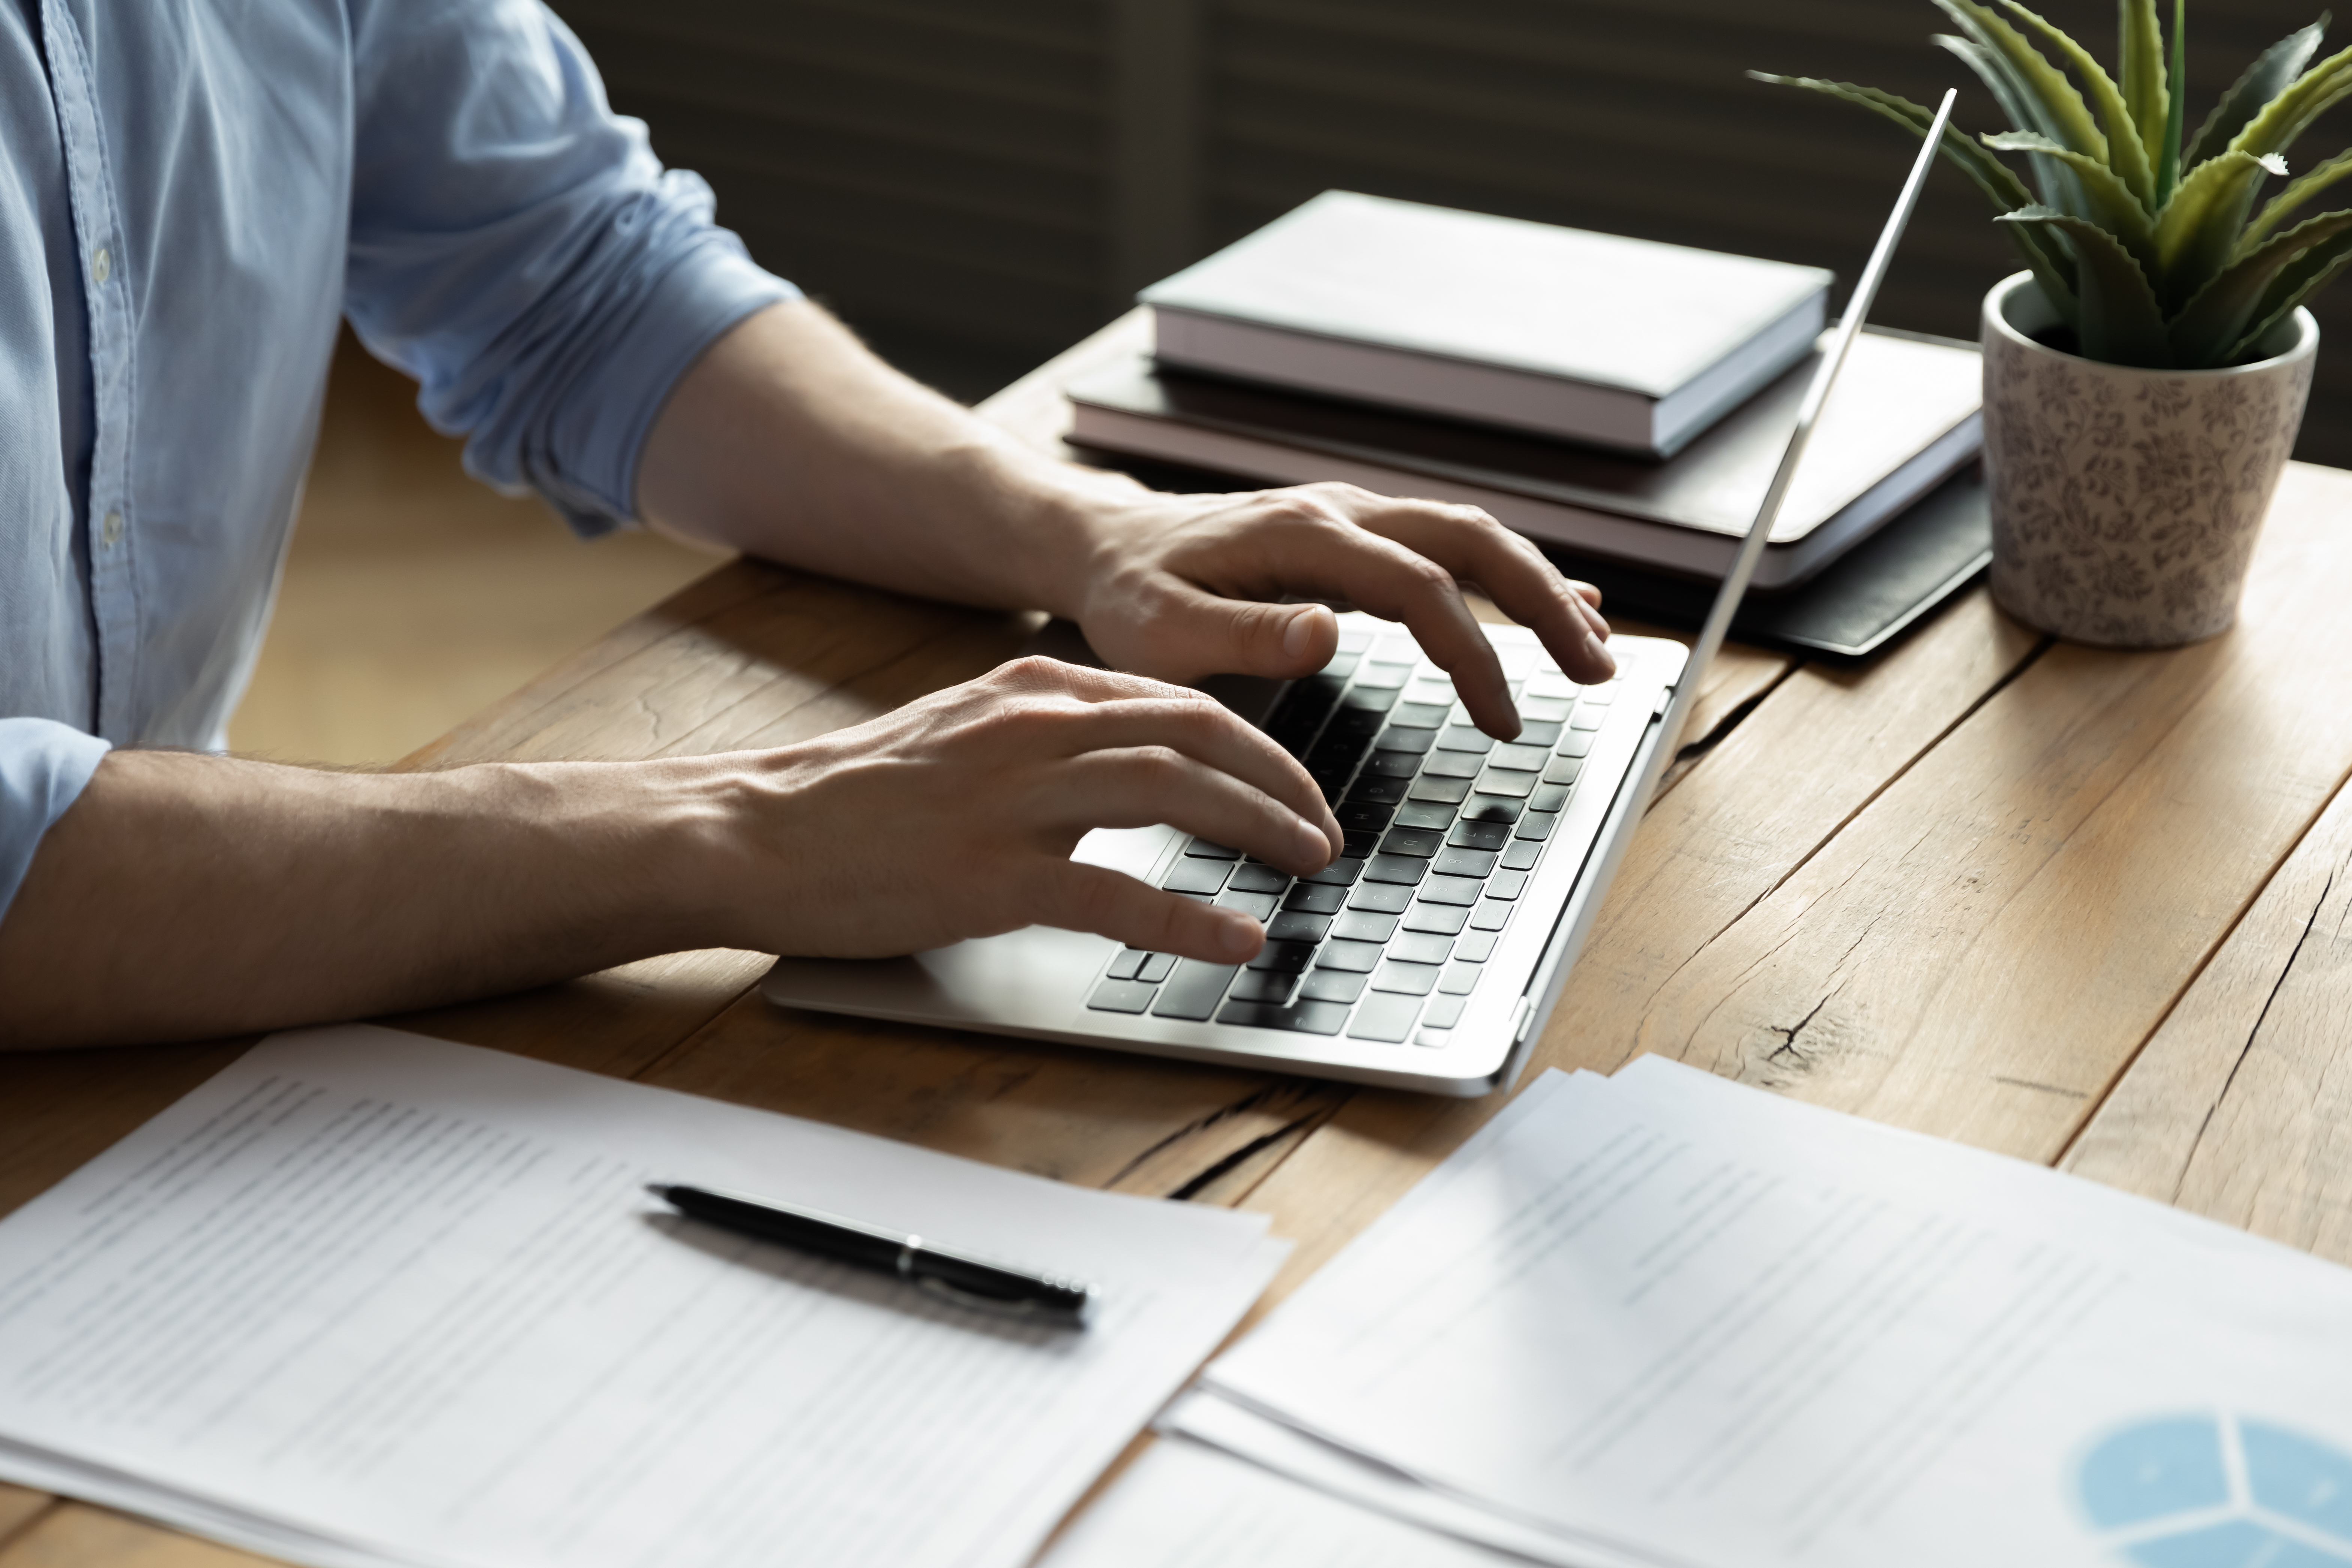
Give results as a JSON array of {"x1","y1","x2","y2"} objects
[
  {"x1": 1039, "y1": 696, "x2": 1342, "y2": 857},
  {"x1": 984, "y1": 654, "x2": 1199, "y2": 706},
  {"x1": 1166, "y1": 497, "x2": 1521, "y2": 735},
  {"x1": 1048, "y1": 746, "x2": 1336, "y2": 874},
  {"x1": 1111, "y1": 590, "x2": 1342, "y2": 685},
  {"x1": 1348, "y1": 502, "x2": 1617, "y2": 689},
  {"x1": 1032, "y1": 861, "x2": 1265, "y2": 965}
]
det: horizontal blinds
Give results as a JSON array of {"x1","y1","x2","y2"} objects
[{"x1": 557, "y1": 0, "x2": 2352, "y2": 462}]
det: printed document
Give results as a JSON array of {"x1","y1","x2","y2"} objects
[
  {"x1": 0, "y1": 1026, "x2": 1284, "y2": 1568},
  {"x1": 1199, "y1": 1061, "x2": 2352, "y2": 1568}
]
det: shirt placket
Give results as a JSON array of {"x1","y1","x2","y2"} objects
[{"x1": 40, "y1": 0, "x2": 137, "y2": 742}]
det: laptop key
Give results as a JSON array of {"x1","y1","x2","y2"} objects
[
  {"x1": 1529, "y1": 782, "x2": 1572, "y2": 813},
  {"x1": 1215, "y1": 998, "x2": 1351, "y2": 1035},
  {"x1": 1338, "y1": 801, "x2": 1394, "y2": 833},
  {"x1": 1341, "y1": 684, "x2": 1400, "y2": 714},
  {"x1": 1299, "y1": 856, "x2": 1365, "y2": 887},
  {"x1": 1394, "y1": 799, "x2": 1457, "y2": 831},
  {"x1": 1363, "y1": 750, "x2": 1420, "y2": 778},
  {"x1": 1372, "y1": 960, "x2": 1443, "y2": 996},
  {"x1": 1347, "y1": 775, "x2": 1411, "y2": 805},
  {"x1": 1386, "y1": 701, "x2": 1449, "y2": 729},
  {"x1": 1267, "y1": 911, "x2": 1333, "y2": 944},
  {"x1": 1150, "y1": 962, "x2": 1238, "y2": 1020},
  {"x1": 1228, "y1": 969, "x2": 1299, "y2": 1004},
  {"x1": 1298, "y1": 968, "x2": 1368, "y2": 1004},
  {"x1": 1449, "y1": 820, "x2": 1511, "y2": 851},
  {"x1": 1570, "y1": 705, "x2": 1608, "y2": 729},
  {"x1": 1228, "y1": 862, "x2": 1291, "y2": 893},
  {"x1": 1402, "y1": 902, "x2": 1469, "y2": 935},
  {"x1": 1346, "y1": 881, "x2": 1413, "y2": 914},
  {"x1": 1470, "y1": 899, "x2": 1514, "y2": 932},
  {"x1": 1408, "y1": 775, "x2": 1472, "y2": 804},
  {"x1": 1556, "y1": 731, "x2": 1595, "y2": 758},
  {"x1": 1484, "y1": 869, "x2": 1529, "y2": 900},
  {"x1": 1434, "y1": 847, "x2": 1498, "y2": 879},
  {"x1": 1215, "y1": 888, "x2": 1279, "y2": 919},
  {"x1": 1514, "y1": 811, "x2": 1559, "y2": 842},
  {"x1": 1459, "y1": 794, "x2": 1523, "y2": 823},
  {"x1": 1347, "y1": 991, "x2": 1422, "y2": 1044},
  {"x1": 1327, "y1": 705, "x2": 1388, "y2": 736},
  {"x1": 1087, "y1": 978, "x2": 1158, "y2": 1014},
  {"x1": 1378, "y1": 827, "x2": 1444, "y2": 858},
  {"x1": 1519, "y1": 697, "x2": 1571, "y2": 723},
  {"x1": 1514, "y1": 720, "x2": 1563, "y2": 747},
  {"x1": 1107, "y1": 949, "x2": 1146, "y2": 981},
  {"x1": 1543, "y1": 756, "x2": 1583, "y2": 785},
  {"x1": 1165, "y1": 859, "x2": 1231, "y2": 895},
  {"x1": 1313, "y1": 938, "x2": 1385, "y2": 974},
  {"x1": 1283, "y1": 882, "x2": 1348, "y2": 914},
  {"x1": 1474, "y1": 769, "x2": 1534, "y2": 799},
  {"x1": 1364, "y1": 853, "x2": 1430, "y2": 886},
  {"x1": 1438, "y1": 962, "x2": 1483, "y2": 996},
  {"x1": 1421, "y1": 992, "x2": 1469, "y2": 1030},
  {"x1": 1422, "y1": 751, "x2": 1484, "y2": 779},
  {"x1": 1372, "y1": 726, "x2": 1435, "y2": 755},
  {"x1": 1246, "y1": 940, "x2": 1319, "y2": 974},
  {"x1": 1185, "y1": 838, "x2": 1240, "y2": 859},
  {"x1": 1137, "y1": 953, "x2": 1178, "y2": 982},
  {"x1": 1418, "y1": 874, "x2": 1484, "y2": 906},
  {"x1": 1341, "y1": 829, "x2": 1380, "y2": 860},
  {"x1": 1454, "y1": 929, "x2": 1499, "y2": 962},
  {"x1": 1333, "y1": 909, "x2": 1399, "y2": 943},
  {"x1": 1389, "y1": 930, "x2": 1453, "y2": 965},
  {"x1": 1501, "y1": 839, "x2": 1543, "y2": 871},
  {"x1": 1487, "y1": 743, "x2": 1549, "y2": 772},
  {"x1": 1435, "y1": 725, "x2": 1494, "y2": 754}
]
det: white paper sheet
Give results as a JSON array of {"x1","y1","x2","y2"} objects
[
  {"x1": 0, "y1": 1026, "x2": 1285, "y2": 1568},
  {"x1": 1036, "y1": 1435, "x2": 1524, "y2": 1568},
  {"x1": 1204, "y1": 1060, "x2": 2352, "y2": 1568}
]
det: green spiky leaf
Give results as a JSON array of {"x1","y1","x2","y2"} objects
[
  {"x1": 2166, "y1": 205, "x2": 2352, "y2": 361},
  {"x1": 2151, "y1": 149, "x2": 2291, "y2": 306},
  {"x1": 2245, "y1": 146, "x2": 2352, "y2": 247},
  {"x1": 1933, "y1": 0, "x2": 2109, "y2": 158},
  {"x1": 2228, "y1": 218, "x2": 2352, "y2": 357},
  {"x1": 2121, "y1": 0, "x2": 2170, "y2": 163},
  {"x1": 2000, "y1": 1, "x2": 2156, "y2": 205},
  {"x1": 1934, "y1": 36, "x2": 2083, "y2": 210},
  {"x1": 1999, "y1": 205, "x2": 2172, "y2": 363},
  {"x1": 1983, "y1": 131, "x2": 2159, "y2": 257},
  {"x1": 1749, "y1": 70, "x2": 2078, "y2": 315},
  {"x1": 2228, "y1": 40, "x2": 2352, "y2": 160},
  {"x1": 2161, "y1": 0, "x2": 2187, "y2": 198},
  {"x1": 2184, "y1": 16, "x2": 2330, "y2": 169}
]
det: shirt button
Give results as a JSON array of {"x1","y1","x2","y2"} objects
[
  {"x1": 102, "y1": 509, "x2": 123, "y2": 547},
  {"x1": 91, "y1": 247, "x2": 110, "y2": 285}
]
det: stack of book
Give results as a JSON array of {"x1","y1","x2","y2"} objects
[{"x1": 1069, "y1": 192, "x2": 1989, "y2": 650}]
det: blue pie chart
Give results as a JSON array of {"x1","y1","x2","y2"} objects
[{"x1": 2079, "y1": 1415, "x2": 2352, "y2": 1565}]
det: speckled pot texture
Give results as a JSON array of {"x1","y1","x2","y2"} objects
[{"x1": 1981, "y1": 271, "x2": 2317, "y2": 648}]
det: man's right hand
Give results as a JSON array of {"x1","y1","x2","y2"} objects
[{"x1": 688, "y1": 656, "x2": 1340, "y2": 965}]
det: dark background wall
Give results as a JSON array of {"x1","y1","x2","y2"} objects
[{"x1": 552, "y1": 0, "x2": 2352, "y2": 464}]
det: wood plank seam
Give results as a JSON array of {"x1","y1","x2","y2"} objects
[
  {"x1": 0, "y1": 1500, "x2": 57, "y2": 1557},
  {"x1": 2047, "y1": 752, "x2": 2352, "y2": 1175}
]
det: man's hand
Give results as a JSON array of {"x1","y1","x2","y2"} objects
[
  {"x1": 702, "y1": 657, "x2": 1340, "y2": 963},
  {"x1": 1060, "y1": 482, "x2": 1612, "y2": 739}
]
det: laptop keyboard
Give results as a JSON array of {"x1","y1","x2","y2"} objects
[{"x1": 1086, "y1": 626, "x2": 1617, "y2": 1046}]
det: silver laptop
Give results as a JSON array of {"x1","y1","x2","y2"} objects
[{"x1": 762, "y1": 93, "x2": 1956, "y2": 1096}]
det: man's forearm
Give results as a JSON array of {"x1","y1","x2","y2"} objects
[
  {"x1": 637, "y1": 299, "x2": 1133, "y2": 618},
  {"x1": 0, "y1": 751, "x2": 723, "y2": 1050}
]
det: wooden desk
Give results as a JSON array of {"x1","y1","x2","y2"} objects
[{"x1": 9, "y1": 309, "x2": 2352, "y2": 1564}]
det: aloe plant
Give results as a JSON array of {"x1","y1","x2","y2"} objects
[{"x1": 1754, "y1": 2, "x2": 2352, "y2": 368}]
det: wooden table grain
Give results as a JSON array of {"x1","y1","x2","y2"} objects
[{"x1": 7, "y1": 308, "x2": 2352, "y2": 1567}]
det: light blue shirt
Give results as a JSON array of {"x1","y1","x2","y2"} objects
[{"x1": 0, "y1": 0, "x2": 796, "y2": 923}]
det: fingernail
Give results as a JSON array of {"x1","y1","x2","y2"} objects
[
  {"x1": 1296, "y1": 818, "x2": 1334, "y2": 866},
  {"x1": 1282, "y1": 607, "x2": 1319, "y2": 659},
  {"x1": 1217, "y1": 917, "x2": 1261, "y2": 960},
  {"x1": 1585, "y1": 629, "x2": 1617, "y2": 676}
]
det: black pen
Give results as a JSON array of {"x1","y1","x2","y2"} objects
[{"x1": 647, "y1": 1183, "x2": 1095, "y2": 1328}]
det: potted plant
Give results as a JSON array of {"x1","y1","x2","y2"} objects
[{"x1": 1755, "y1": 1, "x2": 2345, "y2": 647}]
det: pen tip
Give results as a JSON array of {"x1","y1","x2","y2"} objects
[{"x1": 645, "y1": 1183, "x2": 671, "y2": 1201}]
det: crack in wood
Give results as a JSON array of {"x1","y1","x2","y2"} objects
[
  {"x1": 1991, "y1": 1075, "x2": 2088, "y2": 1099},
  {"x1": 1166, "y1": 1107, "x2": 1339, "y2": 1203}
]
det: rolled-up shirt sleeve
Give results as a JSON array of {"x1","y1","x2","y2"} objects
[
  {"x1": 341, "y1": 0, "x2": 797, "y2": 535},
  {"x1": 0, "y1": 718, "x2": 110, "y2": 927}
]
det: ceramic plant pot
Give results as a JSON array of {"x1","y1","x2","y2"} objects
[{"x1": 1979, "y1": 270, "x2": 2318, "y2": 647}]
